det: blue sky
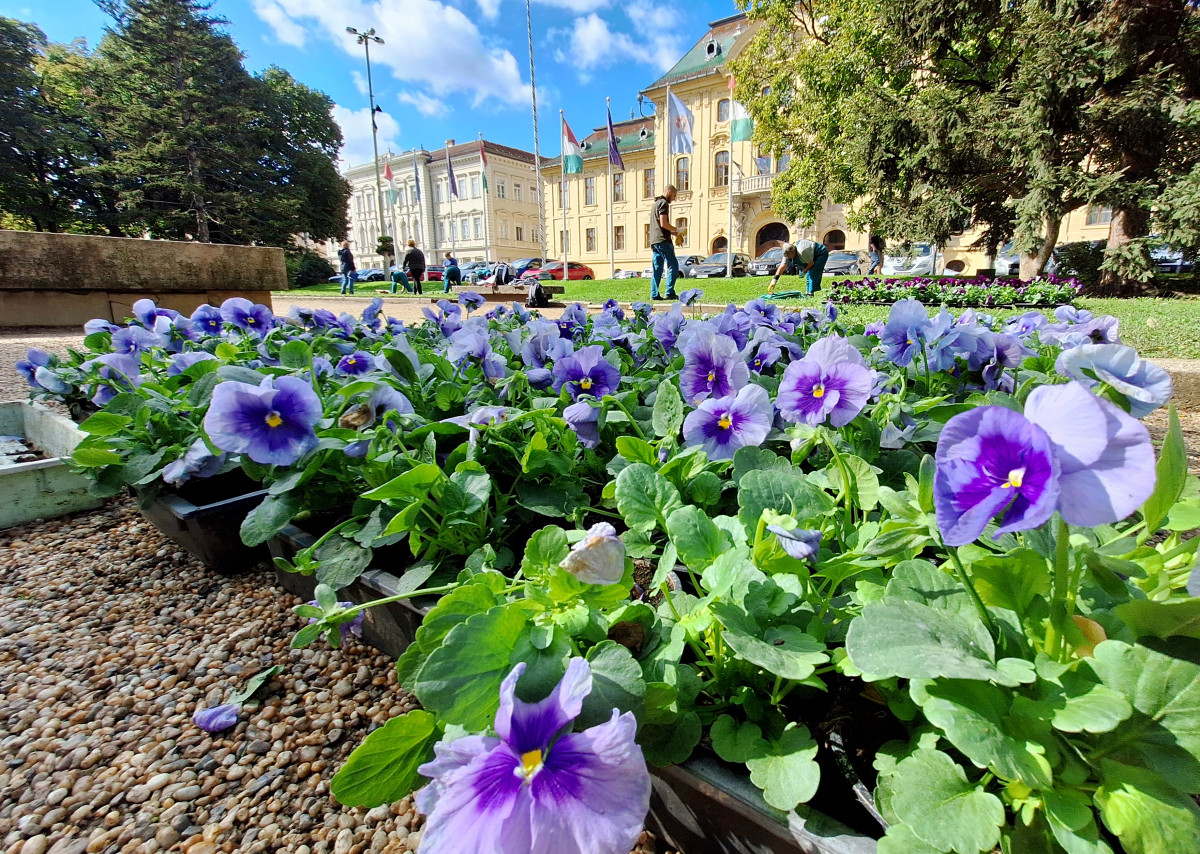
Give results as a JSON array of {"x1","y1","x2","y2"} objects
[{"x1": 11, "y1": 0, "x2": 740, "y2": 169}]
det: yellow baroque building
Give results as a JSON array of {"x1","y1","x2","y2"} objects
[{"x1": 542, "y1": 12, "x2": 1117, "y2": 279}]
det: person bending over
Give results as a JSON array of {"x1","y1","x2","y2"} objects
[{"x1": 770, "y1": 239, "x2": 828, "y2": 296}]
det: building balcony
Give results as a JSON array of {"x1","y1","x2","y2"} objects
[{"x1": 734, "y1": 173, "x2": 776, "y2": 195}]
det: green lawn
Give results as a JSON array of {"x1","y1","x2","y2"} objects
[{"x1": 277, "y1": 277, "x2": 1200, "y2": 360}]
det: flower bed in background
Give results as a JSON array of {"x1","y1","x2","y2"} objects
[
  {"x1": 14, "y1": 290, "x2": 1200, "y2": 854},
  {"x1": 827, "y1": 274, "x2": 1082, "y2": 306}
]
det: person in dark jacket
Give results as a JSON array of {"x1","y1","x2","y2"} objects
[
  {"x1": 402, "y1": 239, "x2": 426, "y2": 295},
  {"x1": 337, "y1": 241, "x2": 356, "y2": 295},
  {"x1": 442, "y1": 252, "x2": 461, "y2": 293}
]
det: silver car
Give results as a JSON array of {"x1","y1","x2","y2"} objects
[
  {"x1": 882, "y1": 243, "x2": 941, "y2": 277},
  {"x1": 748, "y1": 248, "x2": 784, "y2": 276},
  {"x1": 824, "y1": 251, "x2": 863, "y2": 276},
  {"x1": 641, "y1": 254, "x2": 706, "y2": 279}
]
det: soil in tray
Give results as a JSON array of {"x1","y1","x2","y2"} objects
[{"x1": 0, "y1": 436, "x2": 49, "y2": 466}]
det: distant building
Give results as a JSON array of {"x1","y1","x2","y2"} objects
[{"x1": 330, "y1": 139, "x2": 544, "y2": 269}]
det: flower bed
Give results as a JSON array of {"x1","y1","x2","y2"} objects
[
  {"x1": 827, "y1": 274, "x2": 1082, "y2": 307},
  {"x1": 15, "y1": 290, "x2": 1200, "y2": 854}
]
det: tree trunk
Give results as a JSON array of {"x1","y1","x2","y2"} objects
[
  {"x1": 1097, "y1": 206, "x2": 1152, "y2": 297},
  {"x1": 1018, "y1": 212, "x2": 1062, "y2": 279},
  {"x1": 188, "y1": 143, "x2": 210, "y2": 243}
]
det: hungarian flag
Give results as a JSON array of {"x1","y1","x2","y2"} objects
[
  {"x1": 728, "y1": 75, "x2": 753, "y2": 142},
  {"x1": 383, "y1": 161, "x2": 394, "y2": 182},
  {"x1": 562, "y1": 118, "x2": 583, "y2": 174},
  {"x1": 478, "y1": 138, "x2": 489, "y2": 194}
]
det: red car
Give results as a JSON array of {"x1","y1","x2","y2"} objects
[
  {"x1": 521, "y1": 261, "x2": 595, "y2": 281},
  {"x1": 425, "y1": 264, "x2": 444, "y2": 282}
]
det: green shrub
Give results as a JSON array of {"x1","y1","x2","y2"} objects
[
  {"x1": 1053, "y1": 240, "x2": 1106, "y2": 289},
  {"x1": 289, "y1": 250, "x2": 336, "y2": 288}
]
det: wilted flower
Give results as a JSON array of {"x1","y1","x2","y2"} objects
[
  {"x1": 415, "y1": 658, "x2": 650, "y2": 854},
  {"x1": 777, "y1": 336, "x2": 873, "y2": 428},
  {"x1": 204, "y1": 376, "x2": 322, "y2": 466},
  {"x1": 767, "y1": 526, "x2": 821, "y2": 561},
  {"x1": 563, "y1": 400, "x2": 601, "y2": 449},
  {"x1": 553, "y1": 345, "x2": 620, "y2": 400},
  {"x1": 306, "y1": 599, "x2": 365, "y2": 643},
  {"x1": 1055, "y1": 344, "x2": 1173, "y2": 418},
  {"x1": 934, "y1": 381, "x2": 1155, "y2": 545},
  {"x1": 682, "y1": 384, "x2": 773, "y2": 461},
  {"x1": 679, "y1": 328, "x2": 748, "y2": 404},
  {"x1": 193, "y1": 702, "x2": 240, "y2": 733},
  {"x1": 526, "y1": 367, "x2": 554, "y2": 390},
  {"x1": 162, "y1": 439, "x2": 226, "y2": 486},
  {"x1": 560, "y1": 522, "x2": 625, "y2": 583}
]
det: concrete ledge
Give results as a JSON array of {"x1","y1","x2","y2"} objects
[{"x1": 0, "y1": 289, "x2": 272, "y2": 328}]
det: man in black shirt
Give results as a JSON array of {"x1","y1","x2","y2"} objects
[
  {"x1": 649, "y1": 185, "x2": 680, "y2": 300},
  {"x1": 402, "y1": 239, "x2": 426, "y2": 295},
  {"x1": 337, "y1": 241, "x2": 356, "y2": 295}
]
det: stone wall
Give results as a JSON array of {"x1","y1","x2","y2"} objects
[{"x1": 0, "y1": 230, "x2": 285, "y2": 327}]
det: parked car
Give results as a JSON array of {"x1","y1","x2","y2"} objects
[
  {"x1": 511, "y1": 257, "x2": 545, "y2": 277},
  {"x1": 521, "y1": 261, "x2": 595, "y2": 281},
  {"x1": 994, "y1": 242, "x2": 1062, "y2": 277},
  {"x1": 614, "y1": 269, "x2": 641, "y2": 279},
  {"x1": 641, "y1": 266, "x2": 654, "y2": 278},
  {"x1": 881, "y1": 243, "x2": 942, "y2": 277},
  {"x1": 691, "y1": 252, "x2": 751, "y2": 278},
  {"x1": 748, "y1": 248, "x2": 784, "y2": 276},
  {"x1": 1151, "y1": 246, "x2": 1195, "y2": 274},
  {"x1": 824, "y1": 251, "x2": 863, "y2": 276},
  {"x1": 426, "y1": 264, "x2": 444, "y2": 282}
]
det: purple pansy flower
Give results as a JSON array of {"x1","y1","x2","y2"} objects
[
  {"x1": 526, "y1": 367, "x2": 554, "y2": 390},
  {"x1": 552, "y1": 345, "x2": 620, "y2": 400},
  {"x1": 84, "y1": 318, "x2": 118, "y2": 335},
  {"x1": 878, "y1": 299, "x2": 931, "y2": 366},
  {"x1": 679, "y1": 288, "x2": 704, "y2": 307},
  {"x1": 560, "y1": 522, "x2": 626, "y2": 584},
  {"x1": 1055, "y1": 344, "x2": 1173, "y2": 418},
  {"x1": 204, "y1": 376, "x2": 322, "y2": 466},
  {"x1": 162, "y1": 439, "x2": 226, "y2": 486},
  {"x1": 193, "y1": 703, "x2": 240, "y2": 733},
  {"x1": 777, "y1": 336, "x2": 873, "y2": 428},
  {"x1": 767, "y1": 526, "x2": 822, "y2": 561},
  {"x1": 651, "y1": 305, "x2": 686, "y2": 351},
  {"x1": 679, "y1": 328, "x2": 749, "y2": 405},
  {"x1": 563, "y1": 400, "x2": 601, "y2": 449},
  {"x1": 220, "y1": 298, "x2": 274, "y2": 335},
  {"x1": 14, "y1": 348, "x2": 51, "y2": 387},
  {"x1": 336, "y1": 351, "x2": 374, "y2": 376},
  {"x1": 682, "y1": 384, "x2": 773, "y2": 461},
  {"x1": 601, "y1": 298, "x2": 625, "y2": 321},
  {"x1": 190, "y1": 304, "x2": 225, "y2": 336},
  {"x1": 361, "y1": 297, "x2": 385, "y2": 329},
  {"x1": 168, "y1": 351, "x2": 218, "y2": 377},
  {"x1": 415, "y1": 658, "x2": 650, "y2": 854},
  {"x1": 934, "y1": 381, "x2": 1155, "y2": 545},
  {"x1": 112, "y1": 325, "x2": 162, "y2": 355},
  {"x1": 557, "y1": 302, "x2": 589, "y2": 339},
  {"x1": 458, "y1": 291, "x2": 486, "y2": 313}
]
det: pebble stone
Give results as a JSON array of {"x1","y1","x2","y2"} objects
[{"x1": 0, "y1": 496, "x2": 667, "y2": 854}]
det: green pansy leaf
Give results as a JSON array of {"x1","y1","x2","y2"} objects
[
  {"x1": 413, "y1": 603, "x2": 529, "y2": 730},
  {"x1": 686, "y1": 470, "x2": 724, "y2": 508},
  {"x1": 1141, "y1": 405, "x2": 1186, "y2": 535},
  {"x1": 969, "y1": 549, "x2": 1051, "y2": 618},
  {"x1": 719, "y1": 622, "x2": 828, "y2": 682},
  {"x1": 510, "y1": 626, "x2": 571, "y2": 703},
  {"x1": 329, "y1": 710, "x2": 438, "y2": 807},
  {"x1": 363, "y1": 464, "x2": 445, "y2": 501},
  {"x1": 651, "y1": 380, "x2": 684, "y2": 438},
  {"x1": 71, "y1": 446, "x2": 123, "y2": 467},
  {"x1": 79, "y1": 411, "x2": 132, "y2": 437},
  {"x1": 615, "y1": 463, "x2": 683, "y2": 533},
  {"x1": 397, "y1": 581, "x2": 504, "y2": 687},
  {"x1": 314, "y1": 536, "x2": 373, "y2": 590},
  {"x1": 847, "y1": 600, "x2": 1010, "y2": 684},
  {"x1": 615, "y1": 435, "x2": 657, "y2": 465},
  {"x1": 710, "y1": 715, "x2": 769, "y2": 763},
  {"x1": 1113, "y1": 599, "x2": 1200, "y2": 641},
  {"x1": 1035, "y1": 670, "x2": 1132, "y2": 735},
  {"x1": 738, "y1": 468, "x2": 833, "y2": 533},
  {"x1": 746, "y1": 725, "x2": 821, "y2": 811},
  {"x1": 889, "y1": 749, "x2": 1004, "y2": 854},
  {"x1": 578, "y1": 640, "x2": 646, "y2": 728},
  {"x1": 278, "y1": 339, "x2": 313, "y2": 369},
  {"x1": 239, "y1": 494, "x2": 300, "y2": 547},
  {"x1": 884, "y1": 559, "x2": 975, "y2": 619},
  {"x1": 877, "y1": 824, "x2": 943, "y2": 854},
  {"x1": 639, "y1": 711, "x2": 701, "y2": 767},
  {"x1": 666, "y1": 504, "x2": 728, "y2": 570},
  {"x1": 731, "y1": 445, "x2": 793, "y2": 485},
  {"x1": 826, "y1": 454, "x2": 879, "y2": 511},
  {"x1": 520, "y1": 525, "x2": 570, "y2": 578},
  {"x1": 1096, "y1": 760, "x2": 1200, "y2": 854}
]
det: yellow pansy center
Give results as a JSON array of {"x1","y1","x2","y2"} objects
[
  {"x1": 265, "y1": 412, "x2": 283, "y2": 428},
  {"x1": 1002, "y1": 468, "x2": 1025, "y2": 489},
  {"x1": 812, "y1": 384, "x2": 825, "y2": 399},
  {"x1": 707, "y1": 370, "x2": 716, "y2": 382},
  {"x1": 718, "y1": 414, "x2": 733, "y2": 430},
  {"x1": 580, "y1": 377, "x2": 593, "y2": 390},
  {"x1": 521, "y1": 749, "x2": 543, "y2": 780}
]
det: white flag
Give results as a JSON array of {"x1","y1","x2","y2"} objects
[{"x1": 667, "y1": 92, "x2": 694, "y2": 155}]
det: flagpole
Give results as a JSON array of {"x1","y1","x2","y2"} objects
[
  {"x1": 412, "y1": 147, "x2": 424, "y2": 248},
  {"x1": 387, "y1": 156, "x2": 400, "y2": 268},
  {"x1": 478, "y1": 132, "x2": 491, "y2": 263},
  {"x1": 606, "y1": 97, "x2": 615, "y2": 279},
  {"x1": 560, "y1": 111, "x2": 568, "y2": 278},
  {"x1": 445, "y1": 140, "x2": 457, "y2": 260},
  {"x1": 526, "y1": 0, "x2": 548, "y2": 265},
  {"x1": 727, "y1": 76, "x2": 734, "y2": 278}
]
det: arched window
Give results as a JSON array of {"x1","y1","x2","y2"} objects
[
  {"x1": 715, "y1": 151, "x2": 730, "y2": 188},
  {"x1": 675, "y1": 157, "x2": 690, "y2": 192},
  {"x1": 822, "y1": 229, "x2": 846, "y2": 250},
  {"x1": 717, "y1": 99, "x2": 730, "y2": 122}
]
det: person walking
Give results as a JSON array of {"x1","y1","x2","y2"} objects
[
  {"x1": 442, "y1": 252, "x2": 461, "y2": 293},
  {"x1": 337, "y1": 240, "x2": 356, "y2": 295},
  {"x1": 402, "y1": 239, "x2": 426, "y2": 296},
  {"x1": 649, "y1": 185, "x2": 681, "y2": 301},
  {"x1": 769, "y1": 239, "x2": 829, "y2": 296},
  {"x1": 867, "y1": 234, "x2": 885, "y2": 275}
]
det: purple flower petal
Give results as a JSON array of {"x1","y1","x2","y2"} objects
[
  {"x1": 682, "y1": 384, "x2": 773, "y2": 460},
  {"x1": 193, "y1": 702, "x2": 240, "y2": 733}
]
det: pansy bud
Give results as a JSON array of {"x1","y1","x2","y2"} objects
[
  {"x1": 193, "y1": 702, "x2": 240, "y2": 733},
  {"x1": 560, "y1": 522, "x2": 626, "y2": 585}
]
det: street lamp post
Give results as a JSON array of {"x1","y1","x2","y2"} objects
[{"x1": 347, "y1": 26, "x2": 389, "y2": 271}]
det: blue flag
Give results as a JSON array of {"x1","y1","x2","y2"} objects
[
  {"x1": 446, "y1": 146, "x2": 459, "y2": 199},
  {"x1": 606, "y1": 105, "x2": 625, "y2": 170}
]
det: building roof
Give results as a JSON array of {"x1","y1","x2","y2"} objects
[
  {"x1": 426, "y1": 139, "x2": 537, "y2": 165},
  {"x1": 574, "y1": 117, "x2": 656, "y2": 164},
  {"x1": 643, "y1": 12, "x2": 748, "y2": 92}
]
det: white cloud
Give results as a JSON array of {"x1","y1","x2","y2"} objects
[
  {"x1": 252, "y1": 0, "x2": 309, "y2": 47},
  {"x1": 537, "y1": 0, "x2": 612, "y2": 10},
  {"x1": 333, "y1": 103, "x2": 402, "y2": 171},
  {"x1": 399, "y1": 91, "x2": 450, "y2": 117},
  {"x1": 351, "y1": 70, "x2": 369, "y2": 97},
  {"x1": 550, "y1": 13, "x2": 638, "y2": 80},
  {"x1": 253, "y1": 0, "x2": 531, "y2": 107},
  {"x1": 624, "y1": 3, "x2": 686, "y2": 73},
  {"x1": 476, "y1": 0, "x2": 502, "y2": 17}
]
